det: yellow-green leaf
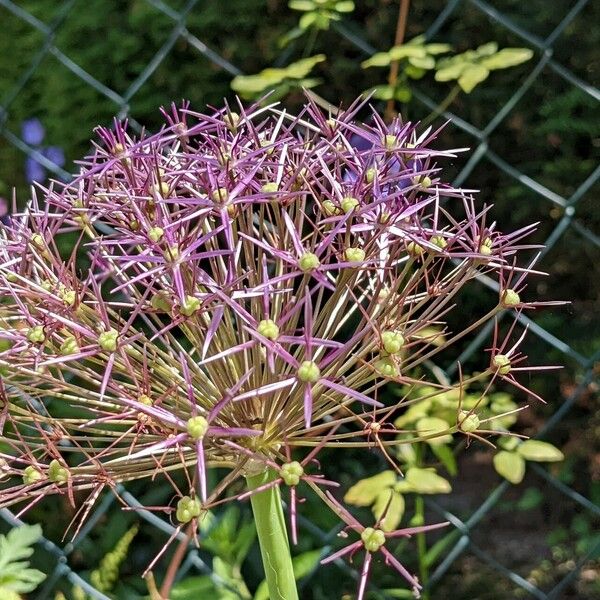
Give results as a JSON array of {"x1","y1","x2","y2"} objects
[
  {"x1": 344, "y1": 470, "x2": 396, "y2": 506},
  {"x1": 493, "y1": 450, "x2": 526, "y2": 484},
  {"x1": 408, "y1": 55, "x2": 435, "y2": 70},
  {"x1": 404, "y1": 467, "x2": 452, "y2": 494},
  {"x1": 458, "y1": 64, "x2": 489, "y2": 92},
  {"x1": 416, "y1": 417, "x2": 453, "y2": 445},
  {"x1": 475, "y1": 42, "x2": 498, "y2": 57},
  {"x1": 517, "y1": 440, "x2": 564, "y2": 462},
  {"x1": 435, "y1": 61, "x2": 468, "y2": 82},
  {"x1": 335, "y1": 1, "x2": 355, "y2": 12},
  {"x1": 373, "y1": 490, "x2": 405, "y2": 532},
  {"x1": 389, "y1": 44, "x2": 427, "y2": 60},
  {"x1": 284, "y1": 54, "x2": 326, "y2": 78},
  {"x1": 479, "y1": 48, "x2": 534, "y2": 70},
  {"x1": 361, "y1": 52, "x2": 393, "y2": 69},
  {"x1": 425, "y1": 43, "x2": 452, "y2": 55}
]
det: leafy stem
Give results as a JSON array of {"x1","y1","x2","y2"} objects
[{"x1": 385, "y1": 0, "x2": 412, "y2": 121}]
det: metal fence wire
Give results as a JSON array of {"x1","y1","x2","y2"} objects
[{"x1": 0, "y1": 0, "x2": 599, "y2": 598}]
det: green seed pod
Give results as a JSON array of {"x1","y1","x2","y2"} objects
[
  {"x1": 374, "y1": 357, "x2": 398, "y2": 378},
  {"x1": 479, "y1": 237, "x2": 493, "y2": 256},
  {"x1": 381, "y1": 331, "x2": 405, "y2": 355},
  {"x1": 321, "y1": 200, "x2": 339, "y2": 216},
  {"x1": 406, "y1": 241, "x2": 424, "y2": 257},
  {"x1": 297, "y1": 360, "x2": 321, "y2": 383},
  {"x1": 98, "y1": 329, "x2": 119, "y2": 352},
  {"x1": 298, "y1": 252, "x2": 320, "y2": 272},
  {"x1": 344, "y1": 247, "x2": 366, "y2": 263},
  {"x1": 412, "y1": 175, "x2": 432, "y2": 189},
  {"x1": 341, "y1": 196, "x2": 359, "y2": 213},
  {"x1": 501, "y1": 289, "x2": 520, "y2": 307},
  {"x1": 430, "y1": 235, "x2": 447, "y2": 250},
  {"x1": 60, "y1": 336, "x2": 80, "y2": 355},
  {"x1": 261, "y1": 182, "x2": 279, "y2": 194},
  {"x1": 148, "y1": 226, "x2": 164, "y2": 243},
  {"x1": 176, "y1": 495, "x2": 202, "y2": 523},
  {"x1": 224, "y1": 112, "x2": 240, "y2": 131},
  {"x1": 384, "y1": 135, "x2": 397, "y2": 150},
  {"x1": 458, "y1": 410, "x2": 480, "y2": 433},
  {"x1": 150, "y1": 290, "x2": 172, "y2": 312},
  {"x1": 281, "y1": 461, "x2": 304, "y2": 486},
  {"x1": 22, "y1": 466, "x2": 43, "y2": 485},
  {"x1": 27, "y1": 325, "x2": 45, "y2": 344},
  {"x1": 211, "y1": 188, "x2": 229, "y2": 203},
  {"x1": 187, "y1": 415, "x2": 209, "y2": 440},
  {"x1": 492, "y1": 354, "x2": 511, "y2": 375},
  {"x1": 48, "y1": 459, "x2": 69, "y2": 484},
  {"x1": 179, "y1": 295, "x2": 201, "y2": 317},
  {"x1": 257, "y1": 319, "x2": 280, "y2": 341},
  {"x1": 361, "y1": 527, "x2": 386, "y2": 552},
  {"x1": 151, "y1": 182, "x2": 169, "y2": 197},
  {"x1": 365, "y1": 167, "x2": 377, "y2": 183}
]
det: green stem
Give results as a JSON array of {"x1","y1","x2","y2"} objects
[
  {"x1": 421, "y1": 84, "x2": 461, "y2": 128},
  {"x1": 414, "y1": 444, "x2": 429, "y2": 599},
  {"x1": 415, "y1": 495, "x2": 429, "y2": 599},
  {"x1": 246, "y1": 469, "x2": 298, "y2": 600}
]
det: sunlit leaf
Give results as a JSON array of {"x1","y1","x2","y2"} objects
[
  {"x1": 361, "y1": 52, "x2": 393, "y2": 69},
  {"x1": 344, "y1": 470, "x2": 396, "y2": 506},
  {"x1": 458, "y1": 64, "x2": 489, "y2": 92},
  {"x1": 416, "y1": 417, "x2": 453, "y2": 445},
  {"x1": 493, "y1": 450, "x2": 526, "y2": 484},
  {"x1": 404, "y1": 467, "x2": 452, "y2": 494},
  {"x1": 517, "y1": 440, "x2": 564, "y2": 462},
  {"x1": 373, "y1": 490, "x2": 405, "y2": 532},
  {"x1": 408, "y1": 55, "x2": 435, "y2": 70},
  {"x1": 480, "y1": 48, "x2": 534, "y2": 70}
]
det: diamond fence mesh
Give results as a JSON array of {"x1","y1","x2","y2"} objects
[{"x1": 0, "y1": 0, "x2": 598, "y2": 598}]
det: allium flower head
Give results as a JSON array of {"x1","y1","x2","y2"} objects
[{"x1": 0, "y1": 96, "x2": 555, "y2": 596}]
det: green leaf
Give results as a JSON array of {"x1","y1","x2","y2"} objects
[
  {"x1": 394, "y1": 85, "x2": 412, "y2": 103},
  {"x1": 404, "y1": 64, "x2": 426, "y2": 80},
  {"x1": 231, "y1": 56, "x2": 324, "y2": 99},
  {"x1": 404, "y1": 467, "x2": 452, "y2": 494},
  {"x1": 493, "y1": 450, "x2": 526, "y2": 484},
  {"x1": 431, "y1": 443, "x2": 458, "y2": 476},
  {"x1": 517, "y1": 440, "x2": 564, "y2": 462},
  {"x1": 434, "y1": 59, "x2": 469, "y2": 82},
  {"x1": 408, "y1": 55, "x2": 435, "y2": 70},
  {"x1": 382, "y1": 589, "x2": 416, "y2": 598},
  {"x1": 479, "y1": 47, "x2": 534, "y2": 70},
  {"x1": 517, "y1": 487, "x2": 544, "y2": 511},
  {"x1": 373, "y1": 490, "x2": 405, "y2": 532},
  {"x1": 367, "y1": 84, "x2": 394, "y2": 100},
  {"x1": 344, "y1": 470, "x2": 396, "y2": 506},
  {"x1": 284, "y1": 54, "x2": 326, "y2": 78},
  {"x1": 475, "y1": 41, "x2": 499, "y2": 57},
  {"x1": 389, "y1": 44, "x2": 427, "y2": 60},
  {"x1": 170, "y1": 576, "x2": 217, "y2": 599},
  {"x1": 335, "y1": 1, "x2": 355, "y2": 12},
  {"x1": 299, "y1": 11, "x2": 318, "y2": 29},
  {"x1": 458, "y1": 64, "x2": 489, "y2": 92},
  {"x1": 416, "y1": 417, "x2": 453, "y2": 445},
  {"x1": 289, "y1": 1, "x2": 315, "y2": 11},
  {"x1": 425, "y1": 43, "x2": 452, "y2": 55},
  {"x1": 0, "y1": 525, "x2": 45, "y2": 595},
  {"x1": 361, "y1": 52, "x2": 392, "y2": 69}
]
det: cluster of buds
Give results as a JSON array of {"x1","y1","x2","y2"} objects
[{"x1": 0, "y1": 97, "x2": 555, "y2": 597}]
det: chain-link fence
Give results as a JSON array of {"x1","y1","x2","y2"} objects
[{"x1": 0, "y1": 0, "x2": 598, "y2": 598}]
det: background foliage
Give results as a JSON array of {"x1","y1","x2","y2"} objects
[{"x1": 0, "y1": 0, "x2": 598, "y2": 598}]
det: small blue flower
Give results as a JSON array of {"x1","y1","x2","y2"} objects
[
  {"x1": 25, "y1": 156, "x2": 46, "y2": 183},
  {"x1": 21, "y1": 118, "x2": 45, "y2": 146}
]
